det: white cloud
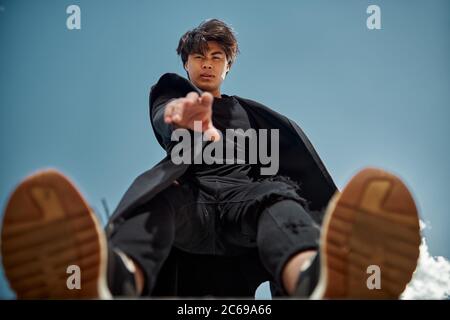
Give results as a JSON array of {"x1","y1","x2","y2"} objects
[{"x1": 401, "y1": 221, "x2": 450, "y2": 300}]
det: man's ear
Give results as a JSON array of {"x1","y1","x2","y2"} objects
[
  {"x1": 225, "y1": 63, "x2": 231, "y2": 77},
  {"x1": 184, "y1": 62, "x2": 191, "y2": 80}
]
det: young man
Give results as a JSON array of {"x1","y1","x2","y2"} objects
[{"x1": 1, "y1": 19, "x2": 421, "y2": 299}]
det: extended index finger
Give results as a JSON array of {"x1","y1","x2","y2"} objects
[{"x1": 186, "y1": 92, "x2": 200, "y2": 103}]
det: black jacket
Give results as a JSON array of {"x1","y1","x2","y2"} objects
[{"x1": 106, "y1": 73, "x2": 337, "y2": 236}]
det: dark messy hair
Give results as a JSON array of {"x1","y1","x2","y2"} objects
[{"x1": 176, "y1": 19, "x2": 239, "y2": 70}]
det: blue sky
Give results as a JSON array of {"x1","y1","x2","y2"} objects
[{"x1": 1, "y1": 0, "x2": 449, "y2": 299}]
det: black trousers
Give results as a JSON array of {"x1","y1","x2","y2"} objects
[{"x1": 108, "y1": 175, "x2": 323, "y2": 297}]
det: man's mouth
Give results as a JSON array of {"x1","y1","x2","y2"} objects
[{"x1": 200, "y1": 74, "x2": 214, "y2": 79}]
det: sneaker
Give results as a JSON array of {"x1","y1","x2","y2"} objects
[
  {"x1": 296, "y1": 167, "x2": 421, "y2": 299},
  {"x1": 1, "y1": 169, "x2": 111, "y2": 299}
]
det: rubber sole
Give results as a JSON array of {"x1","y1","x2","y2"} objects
[
  {"x1": 311, "y1": 167, "x2": 421, "y2": 299},
  {"x1": 1, "y1": 169, "x2": 111, "y2": 299}
]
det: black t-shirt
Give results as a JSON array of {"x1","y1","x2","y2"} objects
[{"x1": 187, "y1": 94, "x2": 254, "y2": 180}]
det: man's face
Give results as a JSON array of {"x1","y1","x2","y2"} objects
[{"x1": 184, "y1": 41, "x2": 230, "y2": 96}]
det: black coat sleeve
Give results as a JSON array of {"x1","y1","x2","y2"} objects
[
  {"x1": 151, "y1": 93, "x2": 177, "y2": 150},
  {"x1": 149, "y1": 73, "x2": 202, "y2": 152}
]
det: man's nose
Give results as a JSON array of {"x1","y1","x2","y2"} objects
[{"x1": 202, "y1": 62, "x2": 212, "y2": 69}]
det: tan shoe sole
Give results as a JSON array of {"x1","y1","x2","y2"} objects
[
  {"x1": 311, "y1": 167, "x2": 421, "y2": 299},
  {"x1": 1, "y1": 169, "x2": 111, "y2": 299}
]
